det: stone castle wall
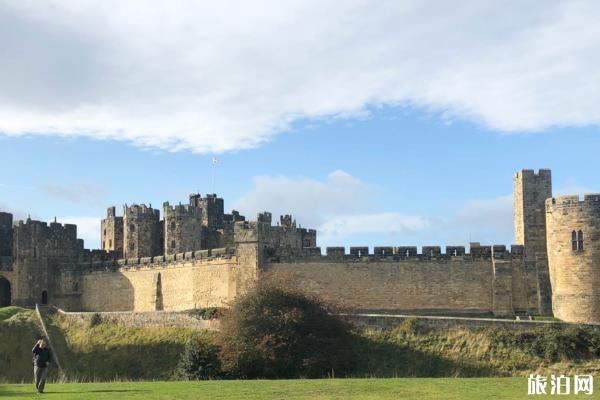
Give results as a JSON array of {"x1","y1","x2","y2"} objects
[
  {"x1": 53, "y1": 246, "x2": 259, "y2": 312},
  {"x1": 546, "y1": 195, "x2": 600, "y2": 323},
  {"x1": 263, "y1": 245, "x2": 539, "y2": 316}
]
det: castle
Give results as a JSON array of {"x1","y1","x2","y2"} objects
[{"x1": 0, "y1": 169, "x2": 599, "y2": 324}]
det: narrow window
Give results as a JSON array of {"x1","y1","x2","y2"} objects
[
  {"x1": 578, "y1": 230, "x2": 584, "y2": 251},
  {"x1": 572, "y1": 231, "x2": 578, "y2": 251},
  {"x1": 129, "y1": 242, "x2": 135, "y2": 251},
  {"x1": 41, "y1": 290, "x2": 48, "y2": 305},
  {"x1": 171, "y1": 221, "x2": 176, "y2": 230},
  {"x1": 171, "y1": 240, "x2": 176, "y2": 249},
  {"x1": 109, "y1": 239, "x2": 112, "y2": 247}
]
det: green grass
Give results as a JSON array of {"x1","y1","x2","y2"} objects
[
  {"x1": 1, "y1": 377, "x2": 589, "y2": 399},
  {"x1": 0, "y1": 306, "x2": 31, "y2": 321},
  {"x1": 44, "y1": 311, "x2": 209, "y2": 381}
]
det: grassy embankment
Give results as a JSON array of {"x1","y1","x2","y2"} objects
[{"x1": 2, "y1": 306, "x2": 600, "y2": 383}]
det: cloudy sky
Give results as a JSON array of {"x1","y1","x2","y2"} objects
[{"x1": 1, "y1": 0, "x2": 599, "y2": 249}]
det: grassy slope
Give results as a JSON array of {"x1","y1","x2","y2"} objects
[
  {"x1": 46, "y1": 312, "x2": 211, "y2": 381},
  {"x1": 0, "y1": 308, "x2": 42, "y2": 382},
  {"x1": 0, "y1": 378, "x2": 567, "y2": 400},
  {"x1": 3, "y1": 307, "x2": 600, "y2": 383},
  {"x1": 358, "y1": 324, "x2": 600, "y2": 378}
]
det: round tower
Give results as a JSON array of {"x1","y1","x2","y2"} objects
[{"x1": 545, "y1": 194, "x2": 600, "y2": 323}]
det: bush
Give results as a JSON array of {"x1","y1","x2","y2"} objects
[
  {"x1": 218, "y1": 285, "x2": 356, "y2": 379},
  {"x1": 490, "y1": 325, "x2": 600, "y2": 362},
  {"x1": 176, "y1": 336, "x2": 222, "y2": 380},
  {"x1": 188, "y1": 307, "x2": 223, "y2": 320},
  {"x1": 88, "y1": 313, "x2": 102, "y2": 328}
]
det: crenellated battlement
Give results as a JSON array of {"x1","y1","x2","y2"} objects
[
  {"x1": 163, "y1": 201, "x2": 199, "y2": 215},
  {"x1": 268, "y1": 244, "x2": 525, "y2": 263},
  {"x1": 77, "y1": 247, "x2": 236, "y2": 275},
  {"x1": 123, "y1": 203, "x2": 160, "y2": 218},
  {"x1": 514, "y1": 168, "x2": 551, "y2": 179},
  {"x1": 546, "y1": 194, "x2": 600, "y2": 213}
]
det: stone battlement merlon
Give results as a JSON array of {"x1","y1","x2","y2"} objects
[
  {"x1": 123, "y1": 203, "x2": 160, "y2": 218},
  {"x1": 515, "y1": 168, "x2": 552, "y2": 179},
  {"x1": 268, "y1": 244, "x2": 525, "y2": 262},
  {"x1": 77, "y1": 247, "x2": 236, "y2": 274},
  {"x1": 163, "y1": 201, "x2": 200, "y2": 215},
  {"x1": 546, "y1": 194, "x2": 600, "y2": 209}
]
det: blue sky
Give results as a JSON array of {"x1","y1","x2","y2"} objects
[{"x1": 1, "y1": 1, "x2": 600, "y2": 249}]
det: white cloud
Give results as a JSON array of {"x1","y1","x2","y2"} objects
[
  {"x1": 233, "y1": 170, "x2": 375, "y2": 227},
  {"x1": 41, "y1": 183, "x2": 107, "y2": 204},
  {"x1": 1, "y1": 1, "x2": 599, "y2": 153},
  {"x1": 57, "y1": 216, "x2": 101, "y2": 249},
  {"x1": 443, "y1": 195, "x2": 513, "y2": 246},
  {"x1": 234, "y1": 170, "x2": 516, "y2": 246},
  {"x1": 319, "y1": 213, "x2": 430, "y2": 242}
]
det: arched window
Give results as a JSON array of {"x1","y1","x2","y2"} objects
[
  {"x1": 572, "y1": 231, "x2": 578, "y2": 251},
  {"x1": 578, "y1": 230, "x2": 584, "y2": 251},
  {"x1": 170, "y1": 221, "x2": 176, "y2": 230},
  {"x1": 41, "y1": 290, "x2": 48, "y2": 305}
]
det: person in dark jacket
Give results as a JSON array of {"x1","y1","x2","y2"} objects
[{"x1": 32, "y1": 338, "x2": 52, "y2": 393}]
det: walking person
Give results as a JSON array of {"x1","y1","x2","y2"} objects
[{"x1": 32, "y1": 338, "x2": 53, "y2": 394}]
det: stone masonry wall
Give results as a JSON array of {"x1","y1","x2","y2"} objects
[
  {"x1": 263, "y1": 245, "x2": 535, "y2": 316},
  {"x1": 546, "y1": 195, "x2": 600, "y2": 323},
  {"x1": 77, "y1": 257, "x2": 237, "y2": 312},
  {"x1": 101, "y1": 207, "x2": 123, "y2": 257},
  {"x1": 265, "y1": 257, "x2": 495, "y2": 314},
  {"x1": 513, "y1": 169, "x2": 553, "y2": 315}
]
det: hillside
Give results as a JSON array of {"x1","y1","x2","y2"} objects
[{"x1": 2, "y1": 307, "x2": 600, "y2": 383}]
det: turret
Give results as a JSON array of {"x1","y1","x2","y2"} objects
[{"x1": 546, "y1": 194, "x2": 600, "y2": 323}]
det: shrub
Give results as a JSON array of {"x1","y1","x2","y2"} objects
[
  {"x1": 88, "y1": 313, "x2": 102, "y2": 328},
  {"x1": 218, "y1": 285, "x2": 356, "y2": 379},
  {"x1": 490, "y1": 325, "x2": 600, "y2": 362},
  {"x1": 188, "y1": 307, "x2": 223, "y2": 320},
  {"x1": 176, "y1": 336, "x2": 222, "y2": 380}
]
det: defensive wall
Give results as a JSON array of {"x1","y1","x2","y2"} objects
[
  {"x1": 53, "y1": 244, "x2": 259, "y2": 312},
  {"x1": 55, "y1": 308, "x2": 220, "y2": 330},
  {"x1": 262, "y1": 244, "x2": 540, "y2": 316}
]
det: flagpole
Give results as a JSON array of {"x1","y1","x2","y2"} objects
[{"x1": 211, "y1": 156, "x2": 219, "y2": 194}]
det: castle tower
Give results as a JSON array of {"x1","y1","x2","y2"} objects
[
  {"x1": 189, "y1": 194, "x2": 225, "y2": 249},
  {"x1": 0, "y1": 212, "x2": 13, "y2": 257},
  {"x1": 101, "y1": 207, "x2": 124, "y2": 257},
  {"x1": 513, "y1": 169, "x2": 553, "y2": 315},
  {"x1": 123, "y1": 204, "x2": 162, "y2": 258},
  {"x1": 163, "y1": 202, "x2": 202, "y2": 255},
  {"x1": 546, "y1": 195, "x2": 600, "y2": 323}
]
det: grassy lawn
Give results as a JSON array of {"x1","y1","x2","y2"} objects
[{"x1": 0, "y1": 378, "x2": 592, "y2": 400}]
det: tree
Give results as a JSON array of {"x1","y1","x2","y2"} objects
[{"x1": 219, "y1": 285, "x2": 355, "y2": 378}]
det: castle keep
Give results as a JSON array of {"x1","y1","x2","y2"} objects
[{"x1": 0, "y1": 169, "x2": 599, "y2": 324}]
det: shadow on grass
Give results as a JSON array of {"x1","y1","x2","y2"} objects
[{"x1": 352, "y1": 335, "x2": 497, "y2": 378}]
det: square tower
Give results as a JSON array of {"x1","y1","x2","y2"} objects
[
  {"x1": 514, "y1": 169, "x2": 552, "y2": 256},
  {"x1": 101, "y1": 207, "x2": 124, "y2": 257},
  {"x1": 0, "y1": 212, "x2": 13, "y2": 257},
  {"x1": 513, "y1": 168, "x2": 553, "y2": 315}
]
